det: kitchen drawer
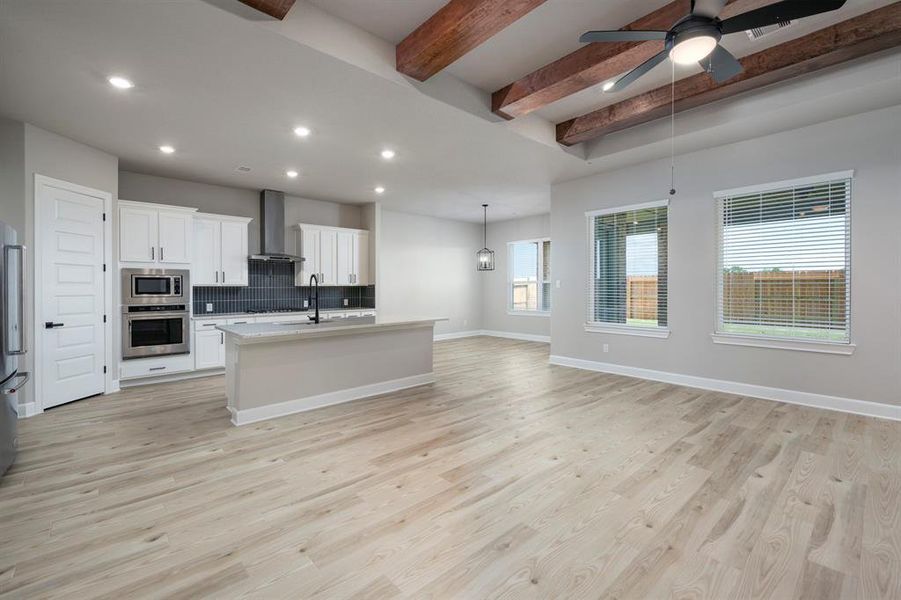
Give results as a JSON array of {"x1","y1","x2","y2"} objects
[
  {"x1": 120, "y1": 354, "x2": 194, "y2": 380},
  {"x1": 360, "y1": 311, "x2": 376, "y2": 317},
  {"x1": 228, "y1": 317, "x2": 253, "y2": 325},
  {"x1": 343, "y1": 311, "x2": 362, "y2": 318},
  {"x1": 194, "y1": 318, "x2": 230, "y2": 332}
]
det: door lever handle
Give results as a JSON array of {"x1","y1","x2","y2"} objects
[{"x1": 44, "y1": 322, "x2": 65, "y2": 329}]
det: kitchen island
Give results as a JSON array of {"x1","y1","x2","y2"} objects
[{"x1": 216, "y1": 316, "x2": 445, "y2": 425}]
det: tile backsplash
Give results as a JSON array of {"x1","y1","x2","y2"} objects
[{"x1": 193, "y1": 260, "x2": 375, "y2": 315}]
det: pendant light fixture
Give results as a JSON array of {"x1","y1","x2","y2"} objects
[{"x1": 476, "y1": 203, "x2": 495, "y2": 271}]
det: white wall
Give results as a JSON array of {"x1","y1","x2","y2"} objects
[
  {"x1": 551, "y1": 105, "x2": 901, "y2": 408},
  {"x1": 379, "y1": 209, "x2": 483, "y2": 336},
  {"x1": 19, "y1": 123, "x2": 119, "y2": 409},
  {"x1": 118, "y1": 171, "x2": 362, "y2": 254},
  {"x1": 483, "y1": 214, "x2": 551, "y2": 339}
]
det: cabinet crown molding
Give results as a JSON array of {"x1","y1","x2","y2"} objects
[
  {"x1": 293, "y1": 223, "x2": 369, "y2": 234},
  {"x1": 118, "y1": 199, "x2": 198, "y2": 213},
  {"x1": 196, "y1": 212, "x2": 254, "y2": 224}
]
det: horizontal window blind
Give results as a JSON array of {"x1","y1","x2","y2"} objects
[
  {"x1": 587, "y1": 202, "x2": 668, "y2": 329},
  {"x1": 509, "y1": 239, "x2": 551, "y2": 312},
  {"x1": 716, "y1": 175, "x2": 851, "y2": 342}
]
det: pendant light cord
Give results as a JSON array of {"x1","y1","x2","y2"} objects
[
  {"x1": 669, "y1": 60, "x2": 676, "y2": 196},
  {"x1": 482, "y1": 204, "x2": 488, "y2": 246}
]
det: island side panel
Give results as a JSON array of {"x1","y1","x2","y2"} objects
[{"x1": 230, "y1": 325, "x2": 435, "y2": 419}]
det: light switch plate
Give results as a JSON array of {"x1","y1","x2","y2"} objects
[
  {"x1": 303, "y1": 299, "x2": 309, "y2": 308},
  {"x1": 555, "y1": 280, "x2": 561, "y2": 289},
  {"x1": 205, "y1": 303, "x2": 213, "y2": 312}
]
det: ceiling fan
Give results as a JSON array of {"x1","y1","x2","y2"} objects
[{"x1": 580, "y1": 0, "x2": 847, "y2": 93}]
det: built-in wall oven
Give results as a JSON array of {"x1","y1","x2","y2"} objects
[
  {"x1": 122, "y1": 304, "x2": 190, "y2": 359},
  {"x1": 121, "y1": 268, "x2": 190, "y2": 360},
  {"x1": 121, "y1": 268, "x2": 187, "y2": 305}
]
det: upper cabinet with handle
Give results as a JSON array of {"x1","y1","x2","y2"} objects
[
  {"x1": 294, "y1": 224, "x2": 369, "y2": 286},
  {"x1": 192, "y1": 213, "x2": 251, "y2": 286},
  {"x1": 119, "y1": 201, "x2": 197, "y2": 265}
]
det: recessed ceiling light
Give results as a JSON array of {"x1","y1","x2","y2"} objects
[
  {"x1": 602, "y1": 80, "x2": 616, "y2": 92},
  {"x1": 286, "y1": 170, "x2": 299, "y2": 178},
  {"x1": 108, "y1": 76, "x2": 134, "y2": 90},
  {"x1": 380, "y1": 149, "x2": 396, "y2": 160},
  {"x1": 159, "y1": 145, "x2": 175, "y2": 154},
  {"x1": 293, "y1": 126, "x2": 311, "y2": 137},
  {"x1": 374, "y1": 186, "x2": 385, "y2": 194}
]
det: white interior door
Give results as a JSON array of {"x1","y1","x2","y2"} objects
[
  {"x1": 39, "y1": 181, "x2": 106, "y2": 408},
  {"x1": 158, "y1": 211, "x2": 192, "y2": 264},
  {"x1": 219, "y1": 220, "x2": 248, "y2": 286},
  {"x1": 192, "y1": 218, "x2": 220, "y2": 285}
]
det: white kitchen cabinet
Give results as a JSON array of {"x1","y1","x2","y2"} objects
[
  {"x1": 157, "y1": 211, "x2": 193, "y2": 264},
  {"x1": 192, "y1": 213, "x2": 251, "y2": 286},
  {"x1": 354, "y1": 231, "x2": 369, "y2": 286},
  {"x1": 295, "y1": 225, "x2": 337, "y2": 285},
  {"x1": 295, "y1": 224, "x2": 369, "y2": 286},
  {"x1": 194, "y1": 328, "x2": 224, "y2": 370},
  {"x1": 119, "y1": 201, "x2": 196, "y2": 265}
]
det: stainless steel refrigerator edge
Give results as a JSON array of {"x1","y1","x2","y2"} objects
[{"x1": 1, "y1": 221, "x2": 28, "y2": 477}]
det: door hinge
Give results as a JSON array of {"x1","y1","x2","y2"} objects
[
  {"x1": 102, "y1": 212, "x2": 107, "y2": 222},
  {"x1": 103, "y1": 365, "x2": 107, "y2": 374},
  {"x1": 103, "y1": 314, "x2": 107, "y2": 323},
  {"x1": 103, "y1": 263, "x2": 107, "y2": 272}
]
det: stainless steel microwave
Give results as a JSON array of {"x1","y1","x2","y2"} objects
[{"x1": 121, "y1": 268, "x2": 189, "y2": 305}]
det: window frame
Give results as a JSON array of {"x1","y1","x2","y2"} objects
[
  {"x1": 585, "y1": 199, "x2": 670, "y2": 338},
  {"x1": 711, "y1": 170, "x2": 855, "y2": 355},
  {"x1": 507, "y1": 237, "x2": 551, "y2": 316}
]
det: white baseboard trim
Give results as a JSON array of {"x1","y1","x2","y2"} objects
[
  {"x1": 434, "y1": 330, "x2": 550, "y2": 343},
  {"x1": 120, "y1": 369, "x2": 224, "y2": 388},
  {"x1": 434, "y1": 330, "x2": 482, "y2": 341},
  {"x1": 549, "y1": 354, "x2": 901, "y2": 422},
  {"x1": 18, "y1": 402, "x2": 39, "y2": 418},
  {"x1": 230, "y1": 372, "x2": 436, "y2": 426},
  {"x1": 480, "y1": 330, "x2": 551, "y2": 344}
]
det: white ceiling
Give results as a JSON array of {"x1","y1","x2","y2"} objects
[
  {"x1": 0, "y1": 0, "x2": 592, "y2": 222},
  {"x1": 309, "y1": 0, "x2": 896, "y2": 122},
  {"x1": 0, "y1": 0, "x2": 895, "y2": 224}
]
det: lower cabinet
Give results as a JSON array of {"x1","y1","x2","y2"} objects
[
  {"x1": 193, "y1": 319, "x2": 228, "y2": 370},
  {"x1": 194, "y1": 329, "x2": 225, "y2": 370}
]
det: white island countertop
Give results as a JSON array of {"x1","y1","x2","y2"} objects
[{"x1": 217, "y1": 316, "x2": 446, "y2": 345}]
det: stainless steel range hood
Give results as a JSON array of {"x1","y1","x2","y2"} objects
[{"x1": 249, "y1": 190, "x2": 304, "y2": 262}]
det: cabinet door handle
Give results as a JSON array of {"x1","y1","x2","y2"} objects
[
  {"x1": 149, "y1": 366, "x2": 166, "y2": 372},
  {"x1": 215, "y1": 271, "x2": 218, "y2": 283},
  {"x1": 222, "y1": 271, "x2": 226, "y2": 283},
  {"x1": 220, "y1": 332, "x2": 224, "y2": 344},
  {"x1": 151, "y1": 246, "x2": 154, "y2": 260},
  {"x1": 160, "y1": 247, "x2": 164, "y2": 261}
]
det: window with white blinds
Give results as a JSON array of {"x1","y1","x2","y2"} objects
[
  {"x1": 587, "y1": 201, "x2": 668, "y2": 332},
  {"x1": 508, "y1": 239, "x2": 550, "y2": 313},
  {"x1": 715, "y1": 172, "x2": 852, "y2": 343}
]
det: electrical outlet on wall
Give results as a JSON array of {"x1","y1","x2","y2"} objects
[
  {"x1": 343, "y1": 299, "x2": 348, "y2": 307},
  {"x1": 205, "y1": 303, "x2": 213, "y2": 313},
  {"x1": 603, "y1": 344, "x2": 609, "y2": 353},
  {"x1": 303, "y1": 299, "x2": 309, "y2": 308}
]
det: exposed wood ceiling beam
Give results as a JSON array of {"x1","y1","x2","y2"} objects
[
  {"x1": 492, "y1": 0, "x2": 777, "y2": 120},
  {"x1": 396, "y1": 0, "x2": 549, "y2": 82},
  {"x1": 556, "y1": 3, "x2": 901, "y2": 146},
  {"x1": 236, "y1": 0, "x2": 295, "y2": 20}
]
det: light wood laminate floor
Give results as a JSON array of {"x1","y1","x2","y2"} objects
[{"x1": 1, "y1": 337, "x2": 900, "y2": 599}]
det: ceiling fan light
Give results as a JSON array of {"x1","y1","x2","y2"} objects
[{"x1": 669, "y1": 35, "x2": 717, "y2": 65}]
